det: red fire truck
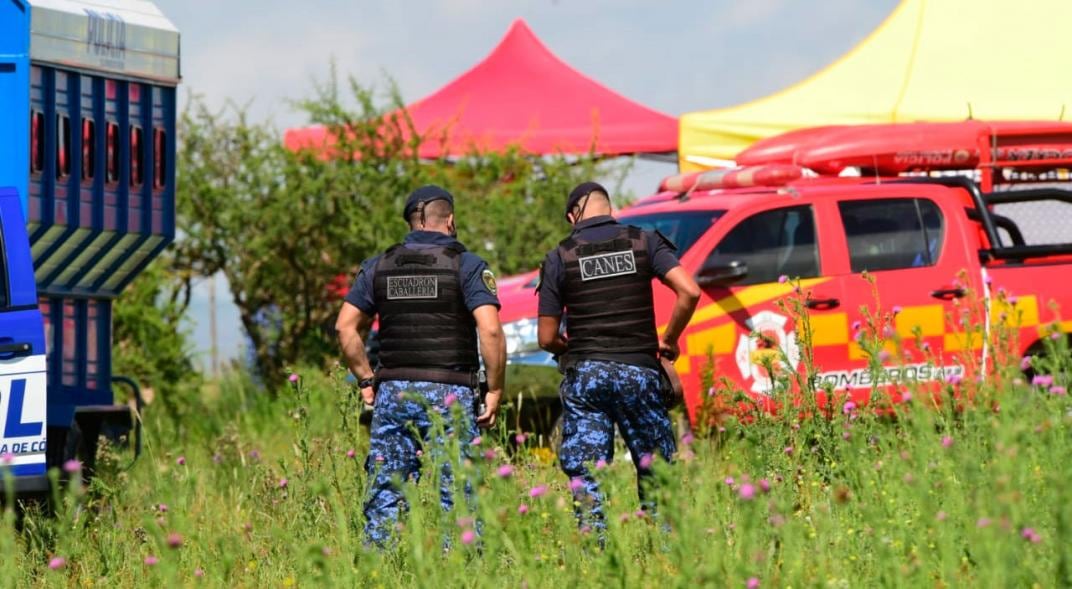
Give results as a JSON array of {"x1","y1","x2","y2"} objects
[{"x1": 500, "y1": 120, "x2": 1072, "y2": 424}]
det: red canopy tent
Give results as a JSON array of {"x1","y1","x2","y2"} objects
[{"x1": 284, "y1": 19, "x2": 677, "y2": 158}]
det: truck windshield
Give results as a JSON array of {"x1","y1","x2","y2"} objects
[{"x1": 618, "y1": 210, "x2": 724, "y2": 254}]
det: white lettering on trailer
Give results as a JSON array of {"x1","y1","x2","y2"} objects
[
  {"x1": 813, "y1": 362, "x2": 964, "y2": 390},
  {"x1": 0, "y1": 355, "x2": 48, "y2": 467}
]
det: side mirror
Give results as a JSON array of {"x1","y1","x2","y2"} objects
[{"x1": 696, "y1": 259, "x2": 748, "y2": 287}]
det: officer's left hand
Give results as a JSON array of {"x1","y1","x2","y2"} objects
[
  {"x1": 476, "y1": 390, "x2": 502, "y2": 428},
  {"x1": 360, "y1": 386, "x2": 375, "y2": 407}
]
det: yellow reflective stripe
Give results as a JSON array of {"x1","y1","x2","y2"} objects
[
  {"x1": 681, "y1": 278, "x2": 830, "y2": 328},
  {"x1": 944, "y1": 332, "x2": 984, "y2": 351},
  {"x1": 675, "y1": 355, "x2": 692, "y2": 375},
  {"x1": 807, "y1": 313, "x2": 848, "y2": 346},
  {"x1": 895, "y1": 305, "x2": 945, "y2": 337},
  {"x1": 685, "y1": 323, "x2": 736, "y2": 357}
]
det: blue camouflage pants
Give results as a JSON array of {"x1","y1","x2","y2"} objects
[
  {"x1": 363, "y1": 380, "x2": 478, "y2": 547},
  {"x1": 558, "y1": 360, "x2": 676, "y2": 533}
]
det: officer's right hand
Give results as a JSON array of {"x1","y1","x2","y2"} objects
[
  {"x1": 476, "y1": 390, "x2": 502, "y2": 428},
  {"x1": 360, "y1": 386, "x2": 375, "y2": 407}
]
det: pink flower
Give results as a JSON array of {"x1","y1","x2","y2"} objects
[
  {"x1": 497, "y1": 464, "x2": 514, "y2": 478},
  {"x1": 1032, "y1": 374, "x2": 1054, "y2": 387},
  {"x1": 724, "y1": 476, "x2": 735, "y2": 486},
  {"x1": 595, "y1": 458, "x2": 608, "y2": 470},
  {"x1": 1021, "y1": 527, "x2": 1042, "y2": 543},
  {"x1": 945, "y1": 373, "x2": 963, "y2": 386},
  {"x1": 784, "y1": 446, "x2": 794, "y2": 455},
  {"x1": 747, "y1": 578, "x2": 760, "y2": 589},
  {"x1": 901, "y1": 391, "x2": 913, "y2": 403},
  {"x1": 529, "y1": 485, "x2": 548, "y2": 498},
  {"x1": 936, "y1": 511, "x2": 947, "y2": 522},
  {"x1": 635, "y1": 509, "x2": 646, "y2": 519},
  {"x1": 460, "y1": 529, "x2": 476, "y2": 545},
  {"x1": 517, "y1": 503, "x2": 529, "y2": 515},
  {"x1": 176, "y1": 456, "x2": 186, "y2": 466},
  {"x1": 977, "y1": 517, "x2": 991, "y2": 528},
  {"x1": 892, "y1": 306, "x2": 902, "y2": 315},
  {"x1": 569, "y1": 477, "x2": 585, "y2": 492},
  {"x1": 882, "y1": 325, "x2": 895, "y2": 338},
  {"x1": 877, "y1": 350, "x2": 891, "y2": 363},
  {"x1": 1051, "y1": 386, "x2": 1067, "y2": 396},
  {"x1": 921, "y1": 342, "x2": 931, "y2": 352},
  {"x1": 375, "y1": 455, "x2": 385, "y2": 463},
  {"x1": 842, "y1": 401, "x2": 856, "y2": 414},
  {"x1": 144, "y1": 555, "x2": 158, "y2": 566},
  {"x1": 1009, "y1": 295, "x2": 1019, "y2": 305},
  {"x1": 48, "y1": 557, "x2": 66, "y2": 570},
  {"x1": 248, "y1": 450, "x2": 261, "y2": 461},
  {"x1": 157, "y1": 503, "x2": 168, "y2": 513},
  {"x1": 738, "y1": 483, "x2": 756, "y2": 501},
  {"x1": 851, "y1": 320, "x2": 862, "y2": 332},
  {"x1": 638, "y1": 454, "x2": 654, "y2": 469},
  {"x1": 515, "y1": 433, "x2": 527, "y2": 444},
  {"x1": 470, "y1": 436, "x2": 483, "y2": 446},
  {"x1": 455, "y1": 516, "x2": 474, "y2": 528},
  {"x1": 63, "y1": 459, "x2": 81, "y2": 474},
  {"x1": 1051, "y1": 332, "x2": 1063, "y2": 341},
  {"x1": 194, "y1": 568, "x2": 205, "y2": 578},
  {"x1": 288, "y1": 373, "x2": 299, "y2": 383},
  {"x1": 984, "y1": 275, "x2": 993, "y2": 285},
  {"x1": 842, "y1": 431, "x2": 851, "y2": 440},
  {"x1": 346, "y1": 449, "x2": 356, "y2": 459},
  {"x1": 619, "y1": 513, "x2": 631, "y2": 524},
  {"x1": 482, "y1": 449, "x2": 495, "y2": 461},
  {"x1": 777, "y1": 275, "x2": 788, "y2": 284},
  {"x1": 444, "y1": 393, "x2": 457, "y2": 407},
  {"x1": 759, "y1": 479, "x2": 771, "y2": 493},
  {"x1": 415, "y1": 449, "x2": 423, "y2": 458},
  {"x1": 941, "y1": 436, "x2": 954, "y2": 448},
  {"x1": 681, "y1": 432, "x2": 694, "y2": 446},
  {"x1": 279, "y1": 478, "x2": 288, "y2": 489},
  {"x1": 0, "y1": 452, "x2": 13, "y2": 465},
  {"x1": 167, "y1": 532, "x2": 183, "y2": 549}
]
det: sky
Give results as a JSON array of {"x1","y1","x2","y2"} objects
[{"x1": 152, "y1": 0, "x2": 899, "y2": 370}]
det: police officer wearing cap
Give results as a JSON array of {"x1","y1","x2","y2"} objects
[
  {"x1": 537, "y1": 181, "x2": 700, "y2": 534},
  {"x1": 336, "y1": 184, "x2": 506, "y2": 547}
]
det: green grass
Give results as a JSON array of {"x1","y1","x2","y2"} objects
[{"x1": 4, "y1": 298, "x2": 1072, "y2": 587}]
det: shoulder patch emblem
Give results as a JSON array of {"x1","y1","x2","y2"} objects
[{"x1": 482, "y1": 269, "x2": 498, "y2": 295}]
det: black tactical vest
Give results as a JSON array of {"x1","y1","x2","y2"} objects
[
  {"x1": 373, "y1": 244, "x2": 479, "y2": 372},
  {"x1": 558, "y1": 225, "x2": 658, "y2": 360}
]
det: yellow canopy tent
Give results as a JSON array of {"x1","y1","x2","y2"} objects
[{"x1": 679, "y1": 0, "x2": 1072, "y2": 171}]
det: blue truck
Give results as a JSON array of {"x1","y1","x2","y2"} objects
[{"x1": 0, "y1": 0, "x2": 179, "y2": 495}]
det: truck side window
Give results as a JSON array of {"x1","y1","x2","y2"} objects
[
  {"x1": 839, "y1": 198, "x2": 944, "y2": 272},
  {"x1": 704, "y1": 205, "x2": 819, "y2": 285}
]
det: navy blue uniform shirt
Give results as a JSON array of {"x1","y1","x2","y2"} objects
[
  {"x1": 538, "y1": 215, "x2": 680, "y2": 317},
  {"x1": 345, "y1": 231, "x2": 501, "y2": 315}
]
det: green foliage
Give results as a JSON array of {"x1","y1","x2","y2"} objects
[{"x1": 176, "y1": 74, "x2": 628, "y2": 386}]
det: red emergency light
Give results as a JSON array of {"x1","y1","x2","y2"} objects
[{"x1": 660, "y1": 163, "x2": 804, "y2": 193}]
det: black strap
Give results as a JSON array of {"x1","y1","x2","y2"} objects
[{"x1": 375, "y1": 367, "x2": 478, "y2": 389}]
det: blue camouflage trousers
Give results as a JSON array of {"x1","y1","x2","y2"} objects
[
  {"x1": 363, "y1": 380, "x2": 478, "y2": 547},
  {"x1": 558, "y1": 360, "x2": 676, "y2": 532}
]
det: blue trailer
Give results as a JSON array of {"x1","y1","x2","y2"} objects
[{"x1": 0, "y1": 0, "x2": 179, "y2": 494}]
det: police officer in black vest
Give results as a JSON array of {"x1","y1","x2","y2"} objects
[
  {"x1": 336, "y1": 185, "x2": 506, "y2": 547},
  {"x1": 538, "y1": 182, "x2": 700, "y2": 535}
]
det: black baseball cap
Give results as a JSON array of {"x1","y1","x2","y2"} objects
[
  {"x1": 565, "y1": 181, "x2": 608, "y2": 220},
  {"x1": 403, "y1": 184, "x2": 454, "y2": 221}
]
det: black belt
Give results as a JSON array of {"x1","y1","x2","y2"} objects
[{"x1": 375, "y1": 367, "x2": 479, "y2": 389}]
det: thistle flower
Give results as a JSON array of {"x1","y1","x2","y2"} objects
[
  {"x1": 842, "y1": 401, "x2": 856, "y2": 415},
  {"x1": 194, "y1": 568, "x2": 204, "y2": 578},
  {"x1": 144, "y1": 556, "x2": 158, "y2": 566},
  {"x1": 517, "y1": 503, "x2": 529, "y2": 515},
  {"x1": 346, "y1": 449, "x2": 356, "y2": 459},
  {"x1": 515, "y1": 433, "x2": 527, "y2": 444},
  {"x1": 1021, "y1": 527, "x2": 1042, "y2": 543},
  {"x1": 176, "y1": 456, "x2": 186, "y2": 466},
  {"x1": 569, "y1": 478, "x2": 585, "y2": 492},
  {"x1": 681, "y1": 432, "x2": 695, "y2": 446},
  {"x1": 1032, "y1": 374, "x2": 1054, "y2": 387},
  {"x1": 63, "y1": 459, "x2": 81, "y2": 474},
  {"x1": 529, "y1": 485, "x2": 548, "y2": 498},
  {"x1": 777, "y1": 275, "x2": 788, "y2": 284},
  {"x1": 738, "y1": 483, "x2": 756, "y2": 501},
  {"x1": 497, "y1": 464, "x2": 514, "y2": 479},
  {"x1": 759, "y1": 479, "x2": 771, "y2": 493},
  {"x1": 977, "y1": 517, "x2": 991, "y2": 528},
  {"x1": 892, "y1": 306, "x2": 902, "y2": 315},
  {"x1": 724, "y1": 476, "x2": 735, "y2": 486},
  {"x1": 48, "y1": 557, "x2": 66, "y2": 570},
  {"x1": 747, "y1": 578, "x2": 760, "y2": 589},
  {"x1": 279, "y1": 478, "x2": 288, "y2": 489},
  {"x1": 444, "y1": 393, "x2": 457, "y2": 407},
  {"x1": 945, "y1": 373, "x2": 963, "y2": 386},
  {"x1": 851, "y1": 320, "x2": 862, "y2": 332},
  {"x1": 167, "y1": 532, "x2": 183, "y2": 549},
  {"x1": 0, "y1": 452, "x2": 13, "y2": 465},
  {"x1": 288, "y1": 373, "x2": 299, "y2": 383},
  {"x1": 595, "y1": 458, "x2": 608, "y2": 470},
  {"x1": 638, "y1": 454, "x2": 654, "y2": 469},
  {"x1": 877, "y1": 350, "x2": 891, "y2": 363},
  {"x1": 460, "y1": 529, "x2": 476, "y2": 545},
  {"x1": 1050, "y1": 386, "x2": 1067, "y2": 396},
  {"x1": 941, "y1": 436, "x2": 954, "y2": 448}
]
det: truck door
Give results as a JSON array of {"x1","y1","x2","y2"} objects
[
  {"x1": 688, "y1": 204, "x2": 837, "y2": 409},
  {"x1": 825, "y1": 194, "x2": 975, "y2": 404},
  {"x1": 0, "y1": 188, "x2": 48, "y2": 477}
]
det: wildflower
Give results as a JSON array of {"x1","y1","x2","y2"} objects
[
  {"x1": 1052, "y1": 331, "x2": 1063, "y2": 341},
  {"x1": 0, "y1": 452, "x2": 13, "y2": 465},
  {"x1": 921, "y1": 342, "x2": 931, "y2": 352},
  {"x1": 595, "y1": 458, "x2": 608, "y2": 470},
  {"x1": 619, "y1": 513, "x2": 631, "y2": 523},
  {"x1": 936, "y1": 511, "x2": 947, "y2": 522},
  {"x1": 635, "y1": 509, "x2": 646, "y2": 519},
  {"x1": 212, "y1": 453, "x2": 222, "y2": 464},
  {"x1": 415, "y1": 449, "x2": 423, "y2": 458},
  {"x1": 984, "y1": 274, "x2": 993, "y2": 285},
  {"x1": 579, "y1": 525, "x2": 592, "y2": 535},
  {"x1": 882, "y1": 325, "x2": 895, "y2": 338},
  {"x1": 681, "y1": 432, "x2": 695, "y2": 446},
  {"x1": 322, "y1": 547, "x2": 333, "y2": 557},
  {"x1": 456, "y1": 517, "x2": 474, "y2": 528},
  {"x1": 248, "y1": 450, "x2": 261, "y2": 461},
  {"x1": 167, "y1": 532, "x2": 183, "y2": 549},
  {"x1": 747, "y1": 578, "x2": 760, "y2": 589},
  {"x1": 515, "y1": 433, "x2": 527, "y2": 444},
  {"x1": 892, "y1": 305, "x2": 902, "y2": 315},
  {"x1": 346, "y1": 449, "x2": 356, "y2": 459},
  {"x1": 517, "y1": 503, "x2": 529, "y2": 515},
  {"x1": 738, "y1": 483, "x2": 756, "y2": 501},
  {"x1": 194, "y1": 568, "x2": 205, "y2": 578},
  {"x1": 842, "y1": 432, "x2": 851, "y2": 440},
  {"x1": 288, "y1": 373, "x2": 299, "y2": 383},
  {"x1": 1009, "y1": 295, "x2": 1019, "y2": 305},
  {"x1": 1032, "y1": 374, "x2": 1054, "y2": 387},
  {"x1": 497, "y1": 464, "x2": 514, "y2": 479},
  {"x1": 176, "y1": 456, "x2": 186, "y2": 466},
  {"x1": 375, "y1": 455, "x2": 385, "y2": 463},
  {"x1": 1021, "y1": 527, "x2": 1042, "y2": 543},
  {"x1": 877, "y1": 350, "x2": 891, "y2": 363},
  {"x1": 482, "y1": 449, "x2": 495, "y2": 461},
  {"x1": 784, "y1": 446, "x2": 794, "y2": 455},
  {"x1": 144, "y1": 556, "x2": 159, "y2": 566},
  {"x1": 279, "y1": 478, "x2": 288, "y2": 489},
  {"x1": 977, "y1": 517, "x2": 991, "y2": 528},
  {"x1": 470, "y1": 436, "x2": 483, "y2": 446},
  {"x1": 457, "y1": 529, "x2": 476, "y2": 546},
  {"x1": 444, "y1": 393, "x2": 457, "y2": 407},
  {"x1": 851, "y1": 320, "x2": 862, "y2": 332},
  {"x1": 569, "y1": 478, "x2": 585, "y2": 492},
  {"x1": 901, "y1": 391, "x2": 913, "y2": 403},
  {"x1": 724, "y1": 476, "x2": 735, "y2": 486},
  {"x1": 945, "y1": 373, "x2": 963, "y2": 386},
  {"x1": 842, "y1": 401, "x2": 856, "y2": 415},
  {"x1": 63, "y1": 459, "x2": 81, "y2": 474},
  {"x1": 157, "y1": 503, "x2": 168, "y2": 513},
  {"x1": 48, "y1": 557, "x2": 66, "y2": 570},
  {"x1": 941, "y1": 436, "x2": 954, "y2": 448},
  {"x1": 529, "y1": 485, "x2": 548, "y2": 498},
  {"x1": 759, "y1": 479, "x2": 771, "y2": 493},
  {"x1": 777, "y1": 275, "x2": 788, "y2": 284},
  {"x1": 1051, "y1": 386, "x2": 1067, "y2": 396},
  {"x1": 638, "y1": 454, "x2": 654, "y2": 469}
]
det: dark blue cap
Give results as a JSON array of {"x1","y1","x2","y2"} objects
[
  {"x1": 403, "y1": 185, "x2": 454, "y2": 221},
  {"x1": 566, "y1": 181, "x2": 609, "y2": 220}
]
